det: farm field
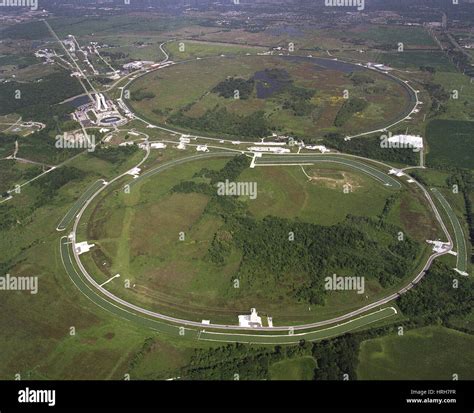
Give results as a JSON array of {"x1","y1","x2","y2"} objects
[{"x1": 357, "y1": 326, "x2": 474, "y2": 380}]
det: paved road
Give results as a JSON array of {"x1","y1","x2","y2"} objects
[
  {"x1": 431, "y1": 188, "x2": 469, "y2": 274},
  {"x1": 57, "y1": 179, "x2": 106, "y2": 231},
  {"x1": 60, "y1": 235, "x2": 397, "y2": 343}
]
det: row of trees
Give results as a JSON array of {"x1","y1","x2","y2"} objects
[{"x1": 170, "y1": 107, "x2": 270, "y2": 138}]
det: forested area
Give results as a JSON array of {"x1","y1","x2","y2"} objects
[
  {"x1": 177, "y1": 334, "x2": 361, "y2": 380},
  {"x1": 175, "y1": 260, "x2": 473, "y2": 380},
  {"x1": 172, "y1": 156, "x2": 420, "y2": 305},
  {"x1": 322, "y1": 134, "x2": 419, "y2": 166},
  {"x1": 170, "y1": 107, "x2": 269, "y2": 139},
  {"x1": 0, "y1": 71, "x2": 83, "y2": 118},
  {"x1": 212, "y1": 77, "x2": 255, "y2": 99},
  {"x1": 398, "y1": 262, "x2": 473, "y2": 322},
  {"x1": 90, "y1": 145, "x2": 138, "y2": 165}
]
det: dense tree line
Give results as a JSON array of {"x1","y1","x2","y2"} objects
[
  {"x1": 89, "y1": 145, "x2": 138, "y2": 164},
  {"x1": 0, "y1": 71, "x2": 83, "y2": 117},
  {"x1": 193, "y1": 154, "x2": 250, "y2": 184},
  {"x1": 131, "y1": 88, "x2": 156, "y2": 101},
  {"x1": 212, "y1": 77, "x2": 255, "y2": 99},
  {"x1": 398, "y1": 262, "x2": 473, "y2": 321},
  {"x1": 32, "y1": 167, "x2": 86, "y2": 208},
  {"x1": 170, "y1": 107, "x2": 269, "y2": 139},
  {"x1": 322, "y1": 134, "x2": 418, "y2": 166}
]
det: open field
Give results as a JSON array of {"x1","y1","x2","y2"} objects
[
  {"x1": 166, "y1": 40, "x2": 265, "y2": 61},
  {"x1": 269, "y1": 356, "x2": 317, "y2": 380},
  {"x1": 127, "y1": 54, "x2": 412, "y2": 139},
  {"x1": 357, "y1": 326, "x2": 474, "y2": 380},
  {"x1": 426, "y1": 120, "x2": 474, "y2": 169}
]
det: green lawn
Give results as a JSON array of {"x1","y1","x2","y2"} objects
[
  {"x1": 269, "y1": 356, "x2": 317, "y2": 380},
  {"x1": 357, "y1": 326, "x2": 474, "y2": 380}
]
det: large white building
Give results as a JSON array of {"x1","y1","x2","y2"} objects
[{"x1": 387, "y1": 134, "x2": 424, "y2": 150}]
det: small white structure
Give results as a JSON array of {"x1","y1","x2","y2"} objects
[
  {"x1": 196, "y1": 145, "x2": 209, "y2": 152},
  {"x1": 427, "y1": 240, "x2": 451, "y2": 254},
  {"x1": 127, "y1": 167, "x2": 141, "y2": 178},
  {"x1": 267, "y1": 317, "x2": 273, "y2": 328},
  {"x1": 179, "y1": 136, "x2": 191, "y2": 144},
  {"x1": 201, "y1": 320, "x2": 210, "y2": 325},
  {"x1": 248, "y1": 146, "x2": 290, "y2": 154},
  {"x1": 119, "y1": 141, "x2": 134, "y2": 146},
  {"x1": 305, "y1": 145, "x2": 330, "y2": 153},
  {"x1": 150, "y1": 142, "x2": 167, "y2": 149},
  {"x1": 254, "y1": 140, "x2": 287, "y2": 146},
  {"x1": 177, "y1": 142, "x2": 186, "y2": 150},
  {"x1": 75, "y1": 241, "x2": 95, "y2": 255},
  {"x1": 389, "y1": 168, "x2": 405, "y2": 177},
  {"x1": 238, "y1": 308, "x2": 263, "y2": 328}
]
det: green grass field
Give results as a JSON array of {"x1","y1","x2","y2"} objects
[
  {"x1": 357, "y1": 326, "x2": 474, "y2": 380},
  {"x1": 376, "y1": 51, "x2": 456, "y2": 72},
  {"x1": 426, "y1": 119, "x2": 474, "y2": 169},
  {"x1": 269, "y1": 356, "x2": 317, "y2": 380},
  {"x1": 166, "y1": 40, "x2": 265, "y2": 61}
]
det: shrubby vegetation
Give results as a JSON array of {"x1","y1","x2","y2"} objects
[
  {"x1": 212, "y1": 77, "x2": 255, "y2": 99},
  {"x1": 170, "y1": 107, "x2": 269, "y2": 139},
  {"x1": 334, "y1": 98, "x2": 368, "y2": 127},
  {"x1": 131, "y1": 88, "x2": 156, "y2": 101},
  {"x1": 281, "y1": 85, "x2": 315, "y2": 117},
  {"x1": 32, "y1": 167, "x2": 86, "y2": 208},
  {"x1": 90, "y1": 145, "x2": 138, "y2": 164},
  {"x1": 349, "y1": 71, "x2": 375, "y2": 86}
]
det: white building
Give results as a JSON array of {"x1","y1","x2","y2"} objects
[
  {"x1": 305, "y1": 145, "x2": 330, "y2": 153},
  {"x1": 248, "y1": 146, "x2": 290, "y2": 154},
  {"x1": 387, "y1": 134, "x2": 424, "y2": 150},
  {"x1": 238, "y1": 308, "x2": 263, "y2": 328},
  {"x1": 196, "y1": 145, "x2": 209, "y2": 152},
  {"x1": 75, "y1": 241, "x2": 95, "y2": 255}
]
